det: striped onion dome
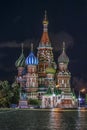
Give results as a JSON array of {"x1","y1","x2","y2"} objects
[
  {"x1": 58, "y1": 42, "x2": 69, "y2": 63},
  {"x1": 25, "y1": 43, "x2": 38, "y2": 65},
  {"x1": 15, "y1": 44, "x2": 25, "y2": 68}
]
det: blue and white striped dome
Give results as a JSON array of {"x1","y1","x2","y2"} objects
[{"x1": 25, "y1": 52, "x2": 38, "y2": 65}]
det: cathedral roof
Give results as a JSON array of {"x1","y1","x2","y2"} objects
[
  {"x1": 15, "y1": 44, "x2": 25, "y2": 68},
  {"x1": 46, "y1": 87, "x2": 53, "y2": 95},
  {"x1": 25, "y1": 44, "x2": 38, "y2": 65},
  {"x1": 45, "y1": 87, "x2": 62, "y2": 96},
  {"x1": 58, "y1": 42, "x2": 69, "y2": 63},
  {"x1": 54, "y1": 87, "x2": 62, "y2": 95},
  {"x1": 39, "y1": 11, "x2": 51, "y2": 47}
]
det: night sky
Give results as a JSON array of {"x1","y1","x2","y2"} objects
[{"x1": 0, "y1": 0, "x2": 87, "y2": 89}]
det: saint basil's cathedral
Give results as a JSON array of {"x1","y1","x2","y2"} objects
[{"x1": 15, "y1": 12, "x2": 77, "y2": 108}]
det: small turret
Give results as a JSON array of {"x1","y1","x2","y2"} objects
[
  {"x1": 15, "y1": 43, "x2": 25, "y2": 68},
  {"x1": 58, "y1": 42, "x2": 69, "y2": 64},
  {"x1": 25, "y1": 44, "x2": 38, "y2": 92}
]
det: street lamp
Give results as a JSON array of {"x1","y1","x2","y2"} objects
[{"x1": 78, "y1": 91, "x2": 81, "y2": 108}]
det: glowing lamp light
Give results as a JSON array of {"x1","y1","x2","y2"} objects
[
  {"x1": 78, "y1": 89, "x2": 85, "y2": 107},
  {"x1": 53, "y1": 93, "x2": 56, "y2": 97},
  {"x1": 78, "y1": 97, "x2": 82, "y2": 101},
  {"x1": 80, "y1": 88, "x2": 85, "y2": 92},
  {"x1": 72, "y1": 96, "x2": 75, "y2": 99},
  {"x1": 56, "y1": 84, "x2": 59, "y2": 88}
]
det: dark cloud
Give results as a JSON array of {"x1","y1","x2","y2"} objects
[
  {"x1": 49, "y1": 31, "x2": 74, "y2": 51},
  {"x1": 0, "y1": 41, "x2": 31, "y2": 48},
  {"x1": 0, "y1": 39, "x2": 39, "y2": 49}
]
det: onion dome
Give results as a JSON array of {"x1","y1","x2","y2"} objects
[
  {"x1": 46, "y1": 66, "x2": 56, "y2": 74},
  {"x1": 15, "y1": 44, "x2": 25, "y2": 68},
  {"x1": 58, "y1": 42, "x2": 69, "y2": 63},
  {"x1": 25, "y1": 43, "x2": 38, "y2": 65},
  {"x1": 46, "y1": 62, "x2": 56, "y2": 74}
]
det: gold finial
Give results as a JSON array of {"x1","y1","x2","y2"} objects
[
  {"x1": 63, "y1": 41, "x2": 65, "y2": 52},
  {"x1": 43, "y1": 10, "x2": 48, "y2": 25},
  {"x1": 31, "y1": 43, "x2": 33, "y2": 51},
  {"x1": 21, "y1": 43, "x2": 24, "y2": 53}
]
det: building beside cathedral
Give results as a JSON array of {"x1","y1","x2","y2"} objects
[{"x1": 15, "y1": 11, "x2": 77, "y2": 108}]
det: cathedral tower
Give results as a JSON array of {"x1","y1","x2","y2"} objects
[
  {"x1": 37, "y1": 11, "x2": 56, "y2": 86},
  {"x1": 57, "y1": 42, "x2": 71, "y2": 92},
  {"x1": 25, "y1": 44, "x2": 38, "y2": 99},
  {"x1": 15, "y1": 43, "x2": 25, "y2": 82}
]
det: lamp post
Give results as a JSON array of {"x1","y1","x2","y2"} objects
[
  {"x1": 85, "y1": 93, "x2": 87, "y2": 107},
  {"x1": 78, "y1": 88, "x2": 85, "y2": 108},
  {"x1": 78, "y1": 91, "x2": 81, "y2": 108}
]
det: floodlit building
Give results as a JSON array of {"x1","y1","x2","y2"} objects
[{"x1": 15, "y1": 11, "x2": 77, "y2": 108}]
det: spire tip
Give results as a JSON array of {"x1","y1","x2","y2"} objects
[
  {"x1": 43, "y1": 10, "x2": 48, "y2": 25},
  {"x1": 63, "y1": 41, "x2": 65, "y2": 52},
  {"x1": 45, "y1": 10, "x2": 47, "y2": 20},
  {"x1": 31, "y1": 43, "x2": 33, "y2": 52},
  {"x1": 21, "y1": 43, "x2": 24, "y2": 53}
]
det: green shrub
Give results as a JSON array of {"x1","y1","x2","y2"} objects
[{"x1": 28, "y1": 99, "x2": 41, "y2": 106}]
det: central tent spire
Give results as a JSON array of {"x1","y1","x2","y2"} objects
[{"x1": 40, "y1": 10, "x2": 50, "y2": 46}]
